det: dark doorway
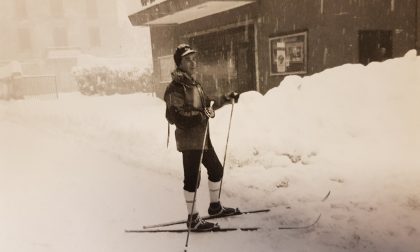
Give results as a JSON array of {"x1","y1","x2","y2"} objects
[
  {"x1": 189, "y1": 25, "x2": 256, "y2": 98},
  {"x1": 237, "y1": 43, "x2": 254, "y2": 93},
  {"x1": 359, "y1": 30, "x2": 393, "y2": 65}
]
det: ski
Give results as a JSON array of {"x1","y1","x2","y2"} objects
[
  {"x1": 142, "y1": 208, "x2": 270, "y2": 229},
  {"x1": 134, "y1": 190, "x2": 329, "y2": 231},
  {"x1": 125, "y1": 227, "x2": 260, "y2": 233},
  {"x1": 125, "y1": 214, "x2": 321, "y2": 233}
]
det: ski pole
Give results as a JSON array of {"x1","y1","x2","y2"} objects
[
  {"x1": 184, "y1": 101, "x2": 214, "y2": 252},
  {"x1": 167, "y1": 123, "x2": 170, "y2": 148},
  {"x1": 218, "y1": 99, "x2": 235, "y2": 200}
]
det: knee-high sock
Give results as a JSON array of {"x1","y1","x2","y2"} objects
[
  {"x1": 184, "y1": 190, "x2": 198, "y2": 215},
  {"x1": 208, "y1": 180, "x2": 221, "y2": 203}
]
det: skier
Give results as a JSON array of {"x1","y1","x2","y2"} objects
[{"x1": 164, "y1": 44, "x2": 240, "y2": 231}]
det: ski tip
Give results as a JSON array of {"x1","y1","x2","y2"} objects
[
  {"x1": 321, "y1": 190, "x2": 331, "y2": 202},
  {"x1": 308, "y1": 213, "x2": 322, "y2": 228}
]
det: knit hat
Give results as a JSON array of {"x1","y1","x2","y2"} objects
[{"x1": 174, "y1": 44, "x2": 197, "y2": 67}]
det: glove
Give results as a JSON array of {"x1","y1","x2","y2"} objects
[
  {"x1": 204, "y1": 100, "x2": 215, "y2": 119},
  {"x1": 204, "y1": 106, "x2": 215, "y2": 118},
  {"x1": 224, "y1": 91, "x2": 240, "y2": 103}
]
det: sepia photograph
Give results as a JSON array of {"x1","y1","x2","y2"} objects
[{"x1": 1, "y1": 0, "x2": 419, "y2": 251}]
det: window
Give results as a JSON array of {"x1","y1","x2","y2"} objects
[
  {"x1": 89, "y1": 27, "x2": 101, "y2": 47},
  {"x1": 158, "y1": 55, "x2": 174, "y2": 83},
  {"x1": 15, "y1": 0, "x2": 28, "y2": 19},
  {"x1": 269, "y1": 31, "x2": 308, "y2": 76},
  {"x1": 18, "y1": 28, "x2": 31, "y2": 51},
  {"x1": 53, "y1": 27, "x2": 68, "y2": 46},
  {"x1": 86, "y1": 0, "x2": 98, "y2": 18},
  {"x1": 50, "y1": 0, "x2": 64, "y2": 17}
]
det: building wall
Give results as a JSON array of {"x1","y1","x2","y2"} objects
[
  {"x1": 146, "y1": 0, "x2": 418, "y2": 96},
  {"x1": 417, "y1": 0, "x2": 420, "y2": 51},
  {"x1": 150, "y1": 2, "x2": 257, "y2": 97},
  {"x1": 256, "y1": 0, "x2": 417, "y2": 93},
  {"x1": 0, "y1": 0, "x2": 122, "y2": 63},
  {"x1": 0, "y1": 0, "x2": 126, "y2": 93},
  {"x1": 150, "y1": 25, "x2": 177, "y2": 96}
]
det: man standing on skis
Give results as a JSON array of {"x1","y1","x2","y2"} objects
[{"x1": 164, "y1": 44, "x2": 240, "y2": 231}]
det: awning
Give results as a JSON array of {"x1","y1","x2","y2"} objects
[
  {"x1": 129, "y1": 0, "x2": 255, "y2": 26},
  {"x1": 147, "y1": 1, "x2": 254, "y2": 25}
]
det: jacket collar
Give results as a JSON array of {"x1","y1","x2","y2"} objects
[{"x1": 171, "y1": 68, "x2": 196, "y2": 87}]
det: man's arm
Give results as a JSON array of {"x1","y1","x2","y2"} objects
[
  {"x1": 166, "y1": 91, "x2": 205, "y2": 129},
  {"x1": 210, "y1": 92, "x2": 240, "y2": 110}
]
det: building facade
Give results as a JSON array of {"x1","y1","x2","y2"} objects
[
  {"x1": 129, "y1": 0, "x2": 419, "y2": 98},
  {"x1": 0, "y1": 0, "x2": 123, "y2": 93}
]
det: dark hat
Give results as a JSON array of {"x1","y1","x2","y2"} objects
[{"x1": 174, "y1": 44, "x2": 197, "y2": 67}]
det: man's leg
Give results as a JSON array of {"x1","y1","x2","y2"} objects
[
  {"x1": 182, "y1": 150, "x2": 218, "y2": 230},
  {"x1": 202, "y1": 148, "x2": 237, "y2": 216},
  {"x1": 182, "y1": 150, "x2": 201, "y2": 215},
  {"x1": 201, "y1": 148, "x2": 223, "y2": 203}
]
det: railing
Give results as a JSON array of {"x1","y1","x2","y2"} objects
[{"x1": 14, "y1": 75, "x2": 58, "y2": 100}]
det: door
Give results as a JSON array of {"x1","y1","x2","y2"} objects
[
  {"x1": 359, "y1": 30, "x2": 392, "y2": 65},
  {"x1": 237, "y1": 43, "x2": 255, "y2": 93},
  {"x1": 190, "y1": 25, "x2": 256, "y2": 97}
]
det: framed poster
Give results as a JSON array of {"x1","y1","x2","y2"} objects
[
  {"x1": 158, "y1": 55, "x2": 174, "y2": 83},
  {"x1": 269, "y1": 31, "x2": 307, "y2": 75}
]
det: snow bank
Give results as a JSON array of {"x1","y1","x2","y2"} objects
[{"x1": 222, "y1": 50, "x2": 420, "y2": 169}]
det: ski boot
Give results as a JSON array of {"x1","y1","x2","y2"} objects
[
  {"x1": 187, "y1": 213, "x2": 219, "y2": 232},
  {"x1": 208, "y1": 201, "x2": 238, "y2": 217}
]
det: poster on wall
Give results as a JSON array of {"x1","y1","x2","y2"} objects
[
  {"x1": 269, "y1": 31, "x2": 307, "y2": 75},
  {"x1": 158, "y1": 55, "x2": 174, "y2": 83}
]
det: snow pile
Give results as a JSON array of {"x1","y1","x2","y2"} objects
[
  {"x1": 1, "y1": 51, "x2": 419, "y2": 251},
  {"x1": 209, "y1": 53, "x2": 420, "y2": 251},
  {"x1": 222, "y1": 50, "x2": 420, "y2": 168}
]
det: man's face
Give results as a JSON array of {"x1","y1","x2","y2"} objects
[{"x1": 179, "y1": 53, "x2": 197, "y2": 76}]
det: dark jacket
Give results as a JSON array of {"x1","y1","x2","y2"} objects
[{"x1": 164, "y1": 69, "x2": 212, "y2": 151}]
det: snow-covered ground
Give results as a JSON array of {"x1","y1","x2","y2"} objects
[{"x1": 0, "y1": 50, "x2": 419, "y2": 252}]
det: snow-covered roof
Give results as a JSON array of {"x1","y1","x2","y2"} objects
[{"x1": 146, "y1": 1, "x2": 255, "y2": 25}]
